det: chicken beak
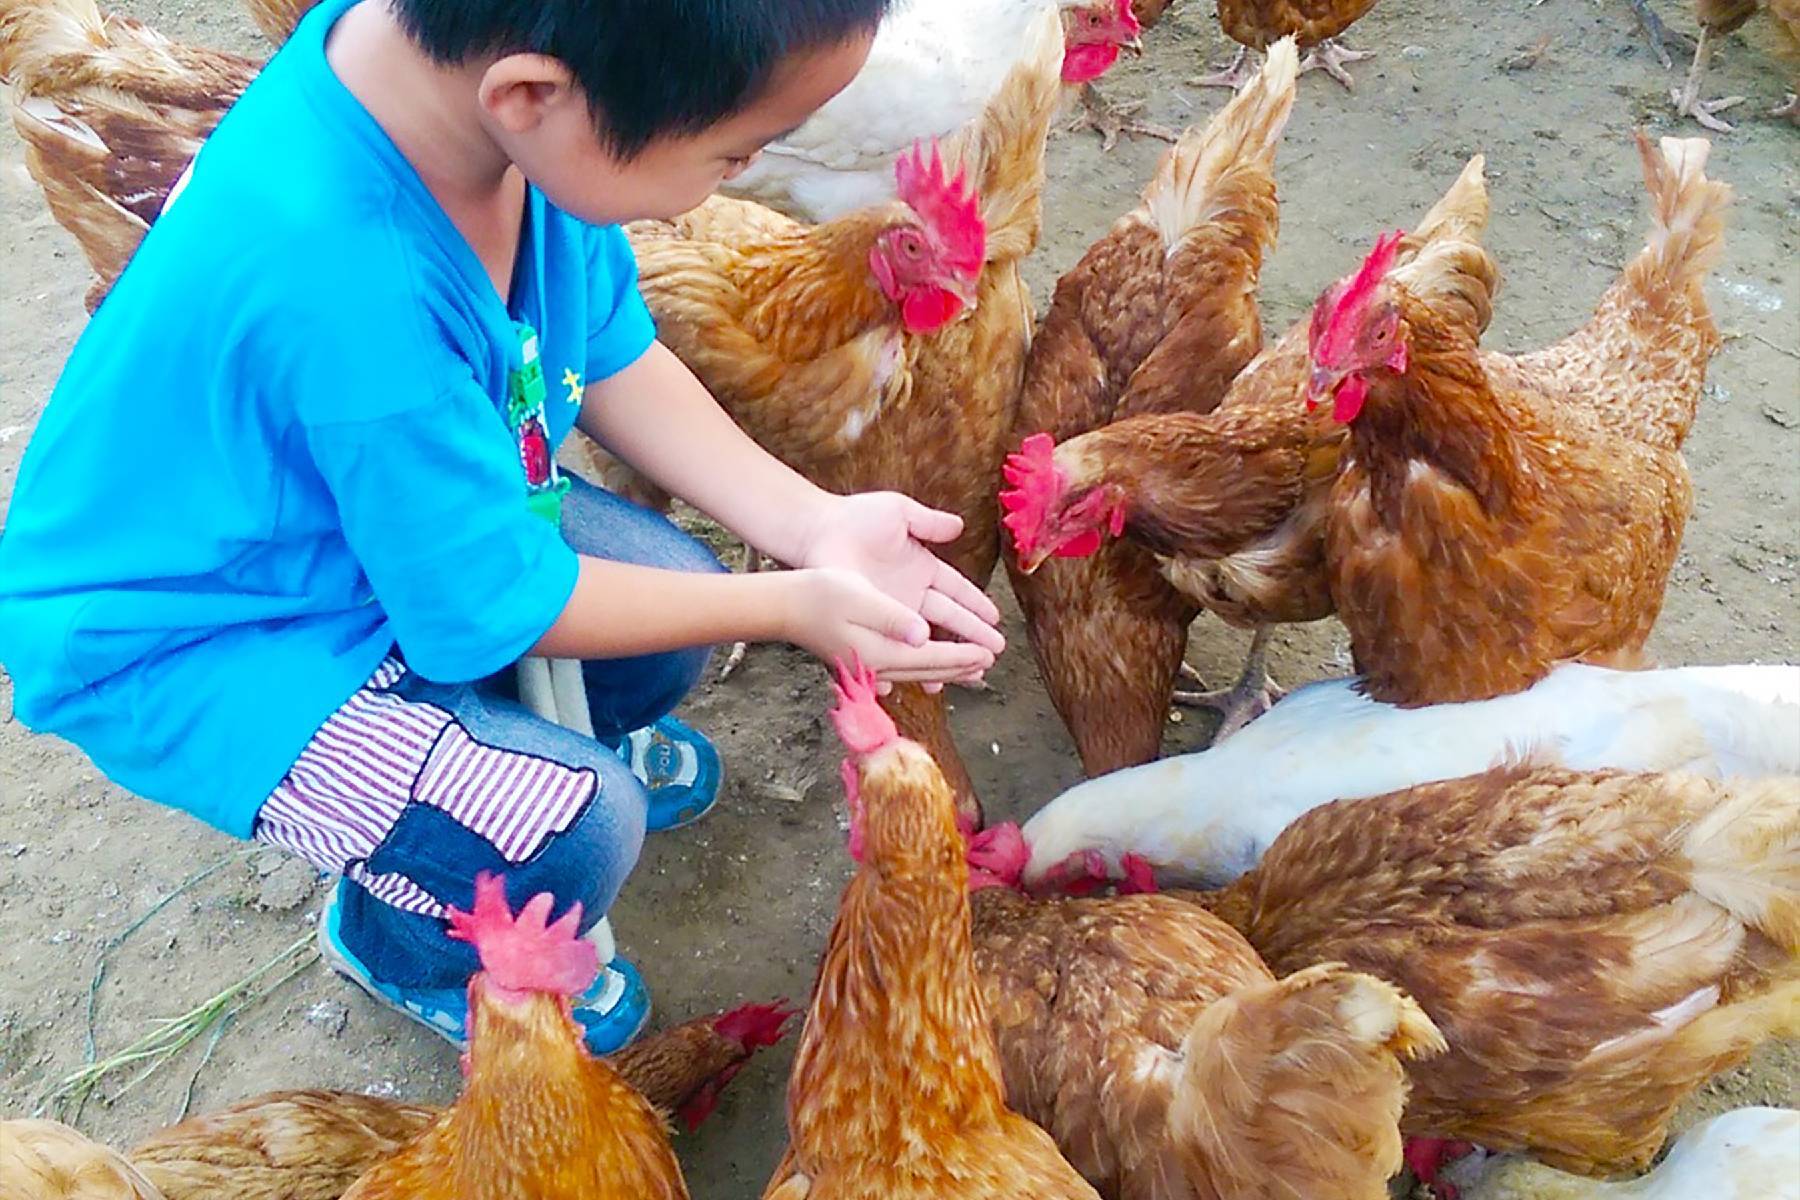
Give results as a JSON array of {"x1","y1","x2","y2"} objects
[
  {"x1": 951, "y1": 276, "x2": 982, "y2": 313},
  {"x1": 1017, "y1": 545, "x2": 1052, "y2": 575},
  {"x1": 1123, "y1": 36, "x2": 1145, "y2": 56},
  {"x1": 1304, "y1": 365, "x2": 1343, "y2": 409}
]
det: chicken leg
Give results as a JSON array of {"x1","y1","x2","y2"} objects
[
  {"x1": 1173, "y1": 626, "x2": 1285, "y2": 739},
  {"x1": 1063, "y1": 82, "x2": 1178, "y2": 151},
  {"x1": 1626, "y1": 0, "x2": 1679, "y2": 67},
  {"x1": 1188, "y1": 44, "x2": 1256, "y2": 90},
  {"x1": 1671, "y1": 25, "x2": 1746, "y2": 132}
]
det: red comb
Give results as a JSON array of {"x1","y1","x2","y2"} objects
[
  {"x1": 895, "y1": 140, "x2": 986, "y2": 279},
  {"x1": 1315, "y1": 229, "x2": 1405, "y2": 365},
  {"x1": 1114, "y1": 0, "x2": 1142, "y2": 35},
  {"x1": 712, "y1": 1000, "x2": 798, "y2": 1050},
  {"x1": 830, "y1": 656, "x2": 898, "y2": 754},
  {"x1": 999, "y1": 432, "x2": 1063, "y2": 558},
  {"x1": 446, "y1": 873, "x2": 599, "y2": 998}
]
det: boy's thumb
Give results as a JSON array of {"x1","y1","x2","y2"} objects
[
  {"x1": 876, "y1": 596, "x2": 930, "y2": 646},
  {"x1": 903, "y1": 499, "x2": 964, "y2": 544}
]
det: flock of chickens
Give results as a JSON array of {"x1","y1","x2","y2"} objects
[{"x1": 2, "y1": 0, "x2": 1798, "y2": 1197}]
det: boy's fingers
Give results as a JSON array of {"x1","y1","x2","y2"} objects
[
  {"x1": 900, "y1": 497, "x2": 965, "y2": 545},
  {"x1": 874, "y1": 641, "x2": 995, "y2": 682},
  {"x1": 920, "y1": 591, "x2": 1007, "y2": 655},
  {"x1": 865, "y1": 591, "x2": 930, "y2": 646},
  {"x1": 931, "y1": 560, "x2": 1002, "y2": 626}
]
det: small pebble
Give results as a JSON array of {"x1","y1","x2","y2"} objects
[{"x1": 1401, "y1": 44, "x2": 1428, "y2": 60}]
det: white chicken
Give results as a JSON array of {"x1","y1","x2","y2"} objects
[
  {"x1": 1443, "y1": 1107, "x2": 1800, "y2": 1200},
  {"x1": 722, "y1": 0, "x2": 1142, "y2": 222},
  {"x1": 1019, "y1": 662, "x2": 1800, "y2": 888}
]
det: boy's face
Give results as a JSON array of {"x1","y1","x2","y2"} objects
[{"x1": 479, "y1": 32, "x2": 876, "y2": 225}]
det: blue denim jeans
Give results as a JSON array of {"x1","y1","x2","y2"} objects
[{"x1": 301, "y1": 476, "x2": 723, "y2": 988}]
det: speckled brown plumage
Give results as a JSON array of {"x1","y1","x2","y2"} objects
[
  {"x1": 1005, "y1": 46, "x2": 1297, "y2": 775},
  {"x1": 971, "y1": 885, "x2": 1443, "y2": 1200},
  {"x1": 769, "y1": 741, "x2": 1097, "y2": 1200},
  {"x1": 1325, "y1": 135, "x2": 1727, "y2": 706},
  {"x1": 1190, "y1": 764, "x2": 1800, "y2": 1175},
  {"x1": 1215, "y1": 0, "x2": 1380, "y2": 52},
  {"x1": 122, "y1": 1007, "x2": 783, "y2": 1200},
  {"x1": 0, "y1": 0, "x2": 256, "y2": 310}
]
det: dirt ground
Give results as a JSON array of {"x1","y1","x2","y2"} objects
[{"x1": 1, "y1": 0, "x2": 1796, "y2": 1194}]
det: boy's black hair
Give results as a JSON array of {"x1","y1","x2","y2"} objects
[{"x1": 392, "y1": 0, "x2": 892, "y2": 159}]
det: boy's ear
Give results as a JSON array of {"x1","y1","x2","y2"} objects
[{"x1": 478, "y1": 53, "x2": 579, "y2": 134}]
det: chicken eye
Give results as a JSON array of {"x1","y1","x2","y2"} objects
[
  {"x1": 898, "y1": 232, "x2": 925, "y2": 259},
  {"x1": 1087, "y1": 12, "x2": 1101, "y2": 24},
  {"x1": 1371, "y1": 326, "x2": 1390, "y2": 344}
]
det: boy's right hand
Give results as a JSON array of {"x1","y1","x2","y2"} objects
[{"x1": 781, "y1": 568, "x2": 995, "y2": 691}]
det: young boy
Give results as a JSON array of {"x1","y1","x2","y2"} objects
[{"x1": 0, "y1": 0, "x2": 1004, "y2": 1053}]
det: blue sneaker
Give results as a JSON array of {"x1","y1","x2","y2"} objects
[
  {"x1": 317, "y1": 880, "x2": 651, "y2": 1055},
  {"x1": 605, "y1": 714, "x2": 722, "y2": 831}
]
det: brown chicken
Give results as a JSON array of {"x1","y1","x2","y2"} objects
[
  {"x1": 0, "y1": 0, "x2": 255, "y2": 310},
  {"x1": 1, "y1": 1119, "x2": 166, "y2": 1200},
  {"x1": 121, "y1": 1002, "x2": 793, "y2": 1200},
  {"x1": 1192, "y1": 0, "x2": 1381, "y2": 90},
  {"x1": 335, "y1": 875, "x2": 687, "y2": 1200},
  {"x1": 998, "y1": 42, "x2": 1297, "y2": 772},
  {"x1": 766, "y1": 660, "x2": 1098, "y2": 1200},
  {"x1": 1307, "y1": 133, "x2": 1728, "y2": 706},
  {"x1": 966, "y1": 825, "x2": 1445, "y2": 1200},
  {"x1": 1190, "y1": 763, "x2": 1800, "y2": 1179},
  {"x1": 1001, "y1": 145, "x2": 1491, "y2": 767},
  {"x1": 629, "y1": 13, "x2": 1066, "y2": 829}
]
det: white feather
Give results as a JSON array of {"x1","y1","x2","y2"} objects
[
  {"x1": 1020, "y1": 662, "x2": 1800, "y2": 887},
  {"x1": 722, "y1": 0, "x2": 1068, "y2": 223},
  {"x1": 1444, "y1": 1107, "x2": 1800, "y2": 1199}
]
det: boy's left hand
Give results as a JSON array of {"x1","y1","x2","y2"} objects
[{"x1": 792, "y1": 493, "x2": 1006, "y2": 676}]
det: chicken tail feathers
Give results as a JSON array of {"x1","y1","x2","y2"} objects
[
  {"x1": 1143, "y1": 35, "x2": 1297, "y2": 251},
  {"x1": 1166, "y1": 963, "x2": 1444, "y2": 1197},
  {"x1": 1406, "y1": 154, "x2": 1490, "y2": 251},
  {"x1": 1629, "y1": 130, "x2": 1731, "y2": 305},
  {"x1": 940, "y1": 4, "x2": 1063, "y2": 262}
]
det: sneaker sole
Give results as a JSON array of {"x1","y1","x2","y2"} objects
[{"x1": 316, "y1": 893, "x2": 468, "y2": 1049}]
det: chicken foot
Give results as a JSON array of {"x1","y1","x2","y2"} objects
[
  {"x1": 1172, "y1": 626, "x2": 1285, "y2": 739},
  {"x1": 1063, "y1": 82, "x2": 1178, "y2": 151},
  {"x1": 1671, "y1": 25, "x2": 1746, "y2": 132},
  {"x1": 1297, "y1": 38, "x2": 1375, "y2": 89}
]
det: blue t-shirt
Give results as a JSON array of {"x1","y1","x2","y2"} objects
[{"x1": 0, "y1": 0, "x2": 656, "y2": 837}]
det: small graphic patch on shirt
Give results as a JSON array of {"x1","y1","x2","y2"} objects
[{"x1": 254, "y1": 658, "x2": 596, "y2": 918}]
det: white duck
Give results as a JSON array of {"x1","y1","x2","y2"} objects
[
  {"x1": 1443, "y1": 1107, "x2": 1800, "y2": 1200},
  {"x1": 1019, "y1": 662, "x2": 1800, "y2": 888}
]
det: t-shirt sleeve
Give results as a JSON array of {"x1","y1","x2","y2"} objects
[
  {"x1": 585, "y1": 224, "x2": 657, "y2": 382},
  {"x1": 303, "y1": 378, "x2": 580, "y2": 683}
]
